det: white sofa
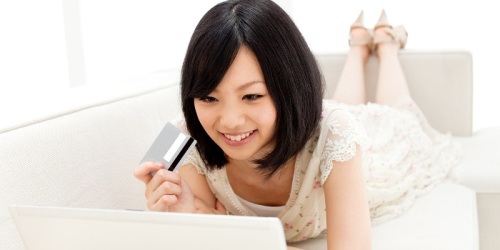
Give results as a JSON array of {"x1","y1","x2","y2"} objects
[{"x1": 1, "y1": 51, "x2": 498, "y2": 249}]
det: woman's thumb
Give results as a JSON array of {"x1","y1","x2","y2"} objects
[{"x1": 215, "y1": 200, "x2": 227, "y2": 214}]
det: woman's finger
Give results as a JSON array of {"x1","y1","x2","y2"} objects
[
  {"x1": 150, "y1": 194, "x2": 179, "y2": 211},
  {"x1": 145, "y1": 169, "x2": 181, "y2": 197},
  {"x1": 133, "y1": 161, "x2": 164, "y2": 184},
  {"x1": 147, "y1": 180, "x2": 182, "y2": 208}
]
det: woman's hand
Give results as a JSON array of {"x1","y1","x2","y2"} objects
[
  {"x1": 193, "y1": 198, "x2": 227, "y2": 215},
  {"x1": 134, "y1": 161, "x2": 196, "y2": 213}
]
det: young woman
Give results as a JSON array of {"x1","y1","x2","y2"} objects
[{"x1": 134, "y1": 1, "x2": 461, "y2": 249}]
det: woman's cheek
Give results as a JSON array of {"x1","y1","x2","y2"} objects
[
  {"x1": 260, "y1": 102, "x2": 277, "y2": 123},
  {"x1": 195, "y1": 107, "x2": 212, "y2": 130}
]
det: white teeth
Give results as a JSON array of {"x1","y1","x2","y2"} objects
[{"x1": 224, "y1": 131, "x2": 253, "y2": 142}]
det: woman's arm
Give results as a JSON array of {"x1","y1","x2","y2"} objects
[
  {"x1": 178, "y1": 164, "x2": 226, "y2": 214},
  {"x1": 323, "y1": 146, "x2": 371, "y2": 250}
]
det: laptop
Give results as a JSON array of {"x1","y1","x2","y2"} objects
[{"x1": 10, "y1": 205, "x2": 287, "y2": 250}]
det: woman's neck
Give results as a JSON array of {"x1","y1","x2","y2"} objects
[{"x1": 225, "y1": 157, "x2": 296, "y2": 206}]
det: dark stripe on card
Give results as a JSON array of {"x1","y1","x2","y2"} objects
[{"x1": 168, "y1": 137, "x2": 195, "y2": 171}]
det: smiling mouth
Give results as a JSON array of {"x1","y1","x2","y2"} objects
[{"x1": 223, "y1": 130, "x2": 255, "y2": 142}]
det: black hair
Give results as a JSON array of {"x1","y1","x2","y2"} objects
[{"x1": 181, "y1": 0, "x2": 323, "y2": 178}]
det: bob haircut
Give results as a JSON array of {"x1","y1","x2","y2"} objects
[{"x1": 181, "y1": 0, "x2": 323, "y2": 178}]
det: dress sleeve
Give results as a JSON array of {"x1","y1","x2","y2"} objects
[
  {"x1": 170, "y1": 114, "x2": 207, "y2": 175},
  {"x1": 319, "y1": 108, "x2": 365, "y2": 184}
]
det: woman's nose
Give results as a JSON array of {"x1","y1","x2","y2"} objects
[{"x1": 219, "y1": 105, "x2": 245, "y2": 129}]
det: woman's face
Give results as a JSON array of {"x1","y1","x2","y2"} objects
[{"x1": 194, "y1": 46, "x2": 277, "y2": 163}]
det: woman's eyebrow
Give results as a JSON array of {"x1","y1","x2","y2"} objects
[
  {"x1": 211, "y1": 80, "x2": 266, "y2": 94},
  {"x1": 236, "y1": 80, "x2": 265, "y2": 91}
]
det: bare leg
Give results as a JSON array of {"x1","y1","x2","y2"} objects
[
  {"x1": 332, "y1": 28, "x2": 370, "y2": 104},
  {"x1": 374, "y1": 27, "x2": 411, "y2": 105}
]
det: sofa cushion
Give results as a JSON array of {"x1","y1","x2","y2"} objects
[
  {"x1": 455, "y1": 126, "x2": 500, "y2": 193},
  {"x1": 289, "y1": 183, "x2": 478, "y2": 249},
  {"x1": 372, "y1": 183, "x2": 478, "y2": 249}
]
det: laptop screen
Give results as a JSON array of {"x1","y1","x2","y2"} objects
[{"x1": 10, "y1": 205, "x2": 287, "y2": 250}]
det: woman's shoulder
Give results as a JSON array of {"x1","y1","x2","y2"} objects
[
  {"x1": 321, "y1": 100, "x2": 360, "y2": 130},
  {"x1": 306, "y1": 100, "x2": 366, "y2": 183},
  {"x1": 315, "y1": 100, "x2": 367, "y2": 159},
  {"x1": 302, "y1": 101, "x2": 362, "y2": 156}
]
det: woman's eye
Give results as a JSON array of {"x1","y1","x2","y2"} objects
[
  {"x1": 243, "y1": 94, "x2": 263, "y2": 101},
  {"x1": 198, "y1": 96, "x2": 217, "y2": 103}
]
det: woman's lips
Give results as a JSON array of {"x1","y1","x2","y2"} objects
[{"x1": 220, "y1": 130, "x2": 256, "y2": 146}]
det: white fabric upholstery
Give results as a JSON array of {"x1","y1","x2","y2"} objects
[
  {"x1": 0, "y1": 83, "x2": 179, "y2": 249},
  {"x1": 317, "y1": 51, "x2": 473, "y2": 136},
  {"x1": 454, "y1": 127, "x2": 500, "y2": 192},
  {"x1": 0, "y1": 52, "x2": 488, "y2": 249},
  {"x1": 372, "y1": 183, "x2": 478, "y2": 249},
  {"x1": 289, "y1": 183, "x2": 478, "y2": 250}
]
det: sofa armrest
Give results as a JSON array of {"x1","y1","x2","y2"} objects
[{"x1": 0, "y1": 81, "x2": 181, "y2": 249}]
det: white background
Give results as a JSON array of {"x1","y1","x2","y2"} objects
[{"x1": 1, "y1": 0, "x2": 498, "y2": 131}]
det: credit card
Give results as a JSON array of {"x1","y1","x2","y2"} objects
[{"x1": 141, "y1": 122, "x2": 197, "y2": 172}]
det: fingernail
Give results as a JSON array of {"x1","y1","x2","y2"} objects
[{"x1": 154, "y1": 161, "x2": 164, "y2": 167}]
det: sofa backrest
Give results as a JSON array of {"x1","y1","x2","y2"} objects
[{"x1": 317, "y1": 51, "x2": 473, "y2": 136}]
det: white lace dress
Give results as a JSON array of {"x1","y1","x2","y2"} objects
[{"x1": 178, "y1": 96, "x2": 462, "y2": 242}]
